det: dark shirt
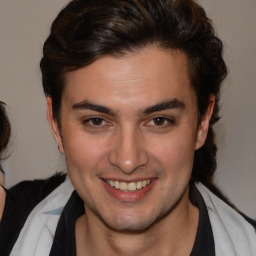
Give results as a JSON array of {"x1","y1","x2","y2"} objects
[{"x1": 49, "y1": 184, "x2": 215, "y2": 256}]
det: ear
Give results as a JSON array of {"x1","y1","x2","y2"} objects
[
  {"x1": 195, "y1": 94, "x2": 215, "y2": 150},
  {"x1": 46, "y1": 97, "x2": 64, "y2": 154}
]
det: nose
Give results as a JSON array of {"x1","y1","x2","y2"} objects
[{"x1": 109, "y1": 126, "x2": 149, "y2": 174}]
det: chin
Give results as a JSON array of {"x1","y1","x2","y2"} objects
[
  {"x1": 98, "y1": 207, "x2": 165, "y2": 233},
  {"x1": 105, "y1": 217, "x2": 155, "y2": 233}
]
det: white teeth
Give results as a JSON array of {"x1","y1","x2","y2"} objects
[
  {"x1": 106, "y1": 179, "x2": 151, "y2": 192},
  {"x1": 137, "y1": 181, "x2": 143, "y2": 190},
  {"x1": 120, "y1": 182, "x2": 127, "y2": 190},
  {"x1": 127, "y1": 182, "x2": 136, "y2": 191},
  {"x1": 114, "y1": 180, "x2": 120, "y2": 189}
]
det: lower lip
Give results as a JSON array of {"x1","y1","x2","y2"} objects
[{"x1": 102, "y1": 179, "x2": 156, "y2": 202}]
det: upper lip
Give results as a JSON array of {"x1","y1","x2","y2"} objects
[{"x1": 101, "y1": 177, "x2": 155, "y2": 182}]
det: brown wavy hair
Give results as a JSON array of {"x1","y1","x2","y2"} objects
[
  {"x1": 40, "y1": 0, "x2": 227, "y2": 186},
  {"x1": 0, "y1": 102, "x2": 11, "y2": 174}
]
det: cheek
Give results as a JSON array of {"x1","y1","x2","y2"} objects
[
  {"x1": 63, "y1": 134, "x2": 108, "y2": 202},
  {"x1": 62, "y1": 131, "x2": 108, "y2": 175},
  {"x1": 150, "y1": 132, "x2": 196, "y2": 172}
]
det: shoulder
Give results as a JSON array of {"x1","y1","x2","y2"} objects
[
  {"x1": 7, "y1": 172, "x2": 67, "y2": 197},
  {"x1": 196, "y1": 183, "x2": 256, "y2": 255},
  {"x1": 0, "y1": 173, "x2": 67, "y2": 256},
  {"x1": 9, "y1": 177, "x2": 74, "y2": 256},
  {"x1": 3, "y1": 172, "x2": 67, "y2": 219},
  {"x1": 196, "y1": 183, "x2": 256, "y2": 229}
]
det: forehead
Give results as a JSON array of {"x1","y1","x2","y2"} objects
[{"x1": 63, "y1": 47, "x2": 195, "y2": 111}]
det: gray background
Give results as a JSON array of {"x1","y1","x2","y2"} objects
[{"x1": 1, "y1": 0, "x2": 256, "y2": 218}]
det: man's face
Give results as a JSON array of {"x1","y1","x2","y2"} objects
[{"x1": 48, "y1": 46, "x2": 211, "y2": 231}]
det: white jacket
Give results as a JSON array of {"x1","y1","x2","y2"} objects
[{"x1": 10, "y1": 179, "x2": 256, "y2": 256}]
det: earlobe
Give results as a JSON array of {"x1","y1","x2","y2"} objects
[
  {"x1": 195, "y1": 94, "x2": 215, "y2": 150},
  {"x1": 46, "y1": 97, "x2": 64, "y2": 154}
]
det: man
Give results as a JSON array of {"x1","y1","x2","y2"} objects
[{"x1": 1, "y1": 0, "x2": 256, "y2": 255}]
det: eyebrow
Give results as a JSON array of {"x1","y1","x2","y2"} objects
[
  {"x1": 72, "y1": 100, "x2": 116, "y2": 116},
  {"x1": 72, "y1": 98, "x2": 185, "y2": 116},
  {"x1": 143, "y1": 99, "x2": 185, "y2": 114}
]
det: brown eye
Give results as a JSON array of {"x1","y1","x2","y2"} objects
[
  {"x1": 146, "y1": 116, "x2": 175, "y2": 128},
  {"x1": 90, "y1": 118, "x2": 104, "y2": 126},
  {"x1": 82, "y1": 117, "x2": 108, "y2": 128},
  {"x1": 152, "y1": 117, "x2": 166, "y2": 126}
]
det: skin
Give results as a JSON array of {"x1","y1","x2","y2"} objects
[
  {"x1": 0, "y1": 186, "x2": 6, "y2": 221},
  {"x1": 0, "y1": 171, "x2": 5, "y2": 220},
  {"x1": 47, "y1": 46, "x2": 214, "y2": 256}
]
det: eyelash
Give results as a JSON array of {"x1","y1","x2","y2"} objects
[
  {"x1": 82, "y1": 117, "x2": 109, "y2": 128},
  {"x1": 146, "y1": 116, "x2": 176, "y2": 128},
  {"x1": 82, "y1": 116, "x2": 176, "y2": 129}
]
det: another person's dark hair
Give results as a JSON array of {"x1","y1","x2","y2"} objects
[
  {"x1": 40, "y1": 0, "x2": 227, "y2": 185},
  {"x1": 0, "y1": 102, "x2": 11, "y2": 174}
]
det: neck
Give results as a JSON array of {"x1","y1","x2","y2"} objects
[{"x1": 76, "y1": 188, "x2": 199, "y2": 256}]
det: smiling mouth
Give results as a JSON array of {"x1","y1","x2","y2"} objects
[{"x1": 104, "y1": 179, "x2": 151, "y2": 192}]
